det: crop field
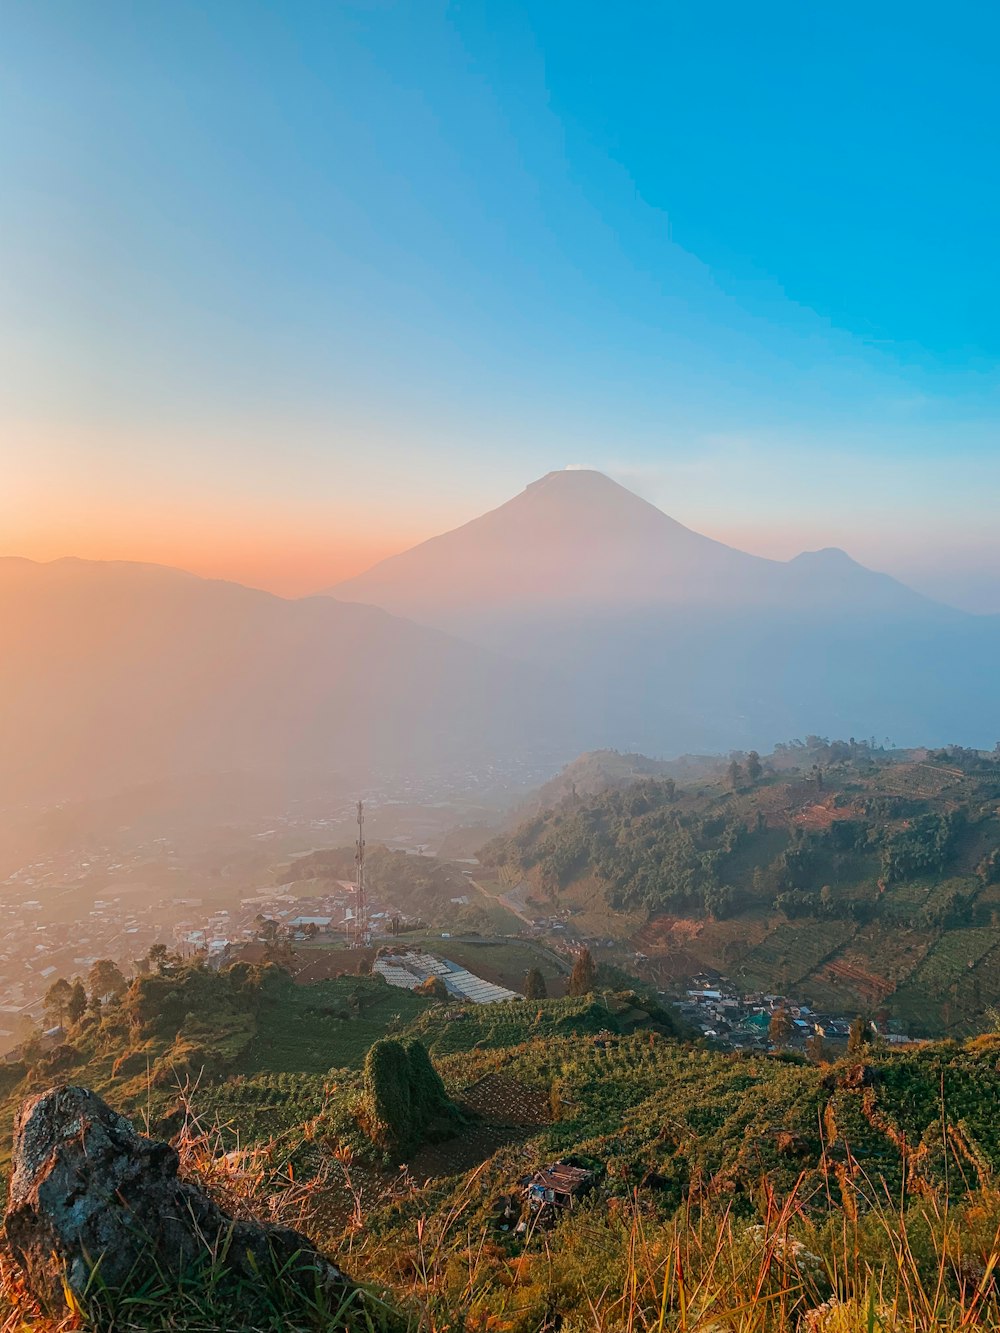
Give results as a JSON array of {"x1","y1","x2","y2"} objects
[
  {"x1": 409, "y1": 1122, "x2": 533, "y2": 1180},
  {"x1": 196, "y1": 1071, "x2": 334, "y2": 1144},
  {"x1": 830, "y1": 922, "x2": 930, "y2": 987},
  {"x1": 922, "y1": 875, "x2": 980, "y2": 915},
  {"x1": 737, "y1": 919, "x2": 856, "y2": 990},
  {"x1": 235, "y1": 976, "x2": 431, "y2": 1075},
  {"x1": 461, "y1": 1072, "x2": 552, "y2": 1126},
  {"x1": 892, "y1": 927, "x2": 1000, "y2": 1032},
  {"x1": 668, "y1": 911, "x2": 771, "y2": 971},
  {"x1": 906, "y1": 926, "x2": 1000, "y2": 991},
  {"x1": 289, "y1": 947, "x2": 375, "y2": 983},
  {"x1": 401, "y1": 1071, "x2": 555, "y2": 1180},
  {"x1": 880, "y1": 878, "x2": 937, "y2": 909},
  {"x1": 410, "y1": 995, "x2": 614, "y2": 1058},
  {"x1": 552, "y1": 871, "x2": 645, "y2": 939},
  {"x1": 876, "y1": 762, "x2": 972, "y2": 798},
  {"x1": 816, "y1": 958, "x2": 895, "y2": 1007},
  {"x1": 934, "y1": 942, "x2": 1000, "y2": 1033}
]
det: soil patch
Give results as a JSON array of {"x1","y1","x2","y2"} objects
[
  {"x1": 410, "y1": 1124, "x2": 533, "y2": 1180},
  {"x1": 461, "y1": 1073, "x2": 552, "y2": 1127}
]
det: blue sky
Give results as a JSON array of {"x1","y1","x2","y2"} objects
[{"x1": 2, "y1": 0, "x2": 998, "y2": 605}]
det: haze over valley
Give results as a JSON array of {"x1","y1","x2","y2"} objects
[{"x1": 3, "y1": 470, "x2": 995, "y2": 821}]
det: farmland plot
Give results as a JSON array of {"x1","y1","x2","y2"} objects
[{"x1": 738, "y1": 919, "x2": 856, "y2": 990}]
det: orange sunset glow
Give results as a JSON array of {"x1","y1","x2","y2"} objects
[{"x1": 5, "y1": 528, "x2": 413, "y2": 598}]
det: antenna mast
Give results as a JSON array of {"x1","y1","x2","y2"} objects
[{"x1": 353, "y1": 799, "x2": 367, "y2": 948}]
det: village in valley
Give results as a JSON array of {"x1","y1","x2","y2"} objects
[
  {"x1": 670, "y1": 974, "x2": 920, "y2": 1052},
  {"x1": 1, "y1": 849, "x2": 895, "y2": 1065},
  {"x1": 1, "y1": 747, "x2": 940, "y2": 1064}
]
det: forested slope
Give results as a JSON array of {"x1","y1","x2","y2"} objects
[{"x1": 481, "y1": 744, "x2": 1000, "y2": 1033}]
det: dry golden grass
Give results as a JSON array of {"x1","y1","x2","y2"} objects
[{"x1": 4, "y1": 1094, "x2": 1000, "y2": 1332}]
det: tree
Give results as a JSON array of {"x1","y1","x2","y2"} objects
[
  {"x1": 363, "y1": 1038, "x2": 412, "y2": 1146},
  {"x1": 254, "y1": 914, "x2": 279, "y2": 946},
  {"x1": 361, "y1": 1037, "x2": 458, "y2": 1153},
  {"x1": 704, "y1": 884, "x2": 739, "y2": 920},
  {"x1": 727, "y1": 759, "x2": 743, "y2": 790},
  {"x1": 847, "y1": 1014, "x2": 874, "y2": 1055},
  {"x1": 805, "y1": 1033, "x2": 829, "y2": 1064},
  {"x1": 768, "y1": 1008, "x2": 794, "y2": 1047},
  {"x1": 524, "y1": 967, "x2": 548, "y2": 1000},
  {"x1": 144, "y1": 943, "x2": 181, "y2": 975},
  {"x1": 415, "y1": 975, "x2": 448, "y2": 1001},
  {"x1": 43, "y1": 978, "x2": 73, "y2": 1027},
  {"x1": 253, "y1": 915, "x2": 293, "y2": 966},
  {"x1": 746, "y1": 750, "x2": 763, "y2": 782},
  {"x1": 568, "y1": 947, "x2": 597, "y2": 996},
  {"x1": 88, "y1": 959, "x2": 126, "y2": 1003},
  {"x1": 67, "y1": 980, "x2": 87, "y2": 1025}
]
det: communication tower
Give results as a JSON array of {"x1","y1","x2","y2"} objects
[{"x1": 353, "y1": 799, "x2": 367, "y2": 948}]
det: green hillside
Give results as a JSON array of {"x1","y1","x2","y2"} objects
[
  {"x1": 479, "y1": 743, "x2": 1000, "y2": 1034},
  {"x1": 5, "y1": 956, "x2": 1000, "y2": 1330}
]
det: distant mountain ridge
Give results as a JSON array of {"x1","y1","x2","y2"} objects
[
  {"x1": 3, "y1": 471, "x2": 997, "y2": 809},
  {"x1": 329, "y1": 469, "x2": 955, "y2": 625},
  {"x1": 327, "y1": 470, "x2": 998, "y2": 754},
  {"x1": 0, "y1": 557, "x2": 562, "y2": 806}
]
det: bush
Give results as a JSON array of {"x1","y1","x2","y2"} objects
[{"x1": 360, "y1": 1037, "x2": 458, "y2": 1153}]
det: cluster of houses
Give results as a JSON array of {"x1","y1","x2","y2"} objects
[
  {"x1": 0, "y1": 887, "x2": 171, "y2": 1050},
  {"x1": 670, "y1": 974, "x2": 915, "y2": 1049},
  {"x1": 231, "y1": 883, "x2": 409, "y2": 945},
  {"x1": 0, "y1": 877, "x2": 384, "y2": 1057}
]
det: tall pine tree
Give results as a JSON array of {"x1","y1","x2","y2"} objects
[
  {"x1": 568, "y1": 947, "x2": 597, "y2": 996},
  {"x1": 524, "y1": 967, "x2": 548, "y2": 999}
]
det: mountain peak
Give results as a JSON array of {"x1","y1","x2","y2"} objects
[
  {"x1": 789, "y1": 547, "x2": 860, "y2": 569},
  {"x1": 507, "y1": 468, "x2": 676, "y2": 528},
  {"x1": 328, "y1": 469, "x2": 772, "y2": 622},
  {"x1": 520, "y1": 467, "x2": 659, "y2": 507},
  {"x1": 528, "y1": 467, "x2": 621, "y2": 489}
]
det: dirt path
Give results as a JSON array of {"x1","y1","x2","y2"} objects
[{"x1": 468, "y1": 877, "x2": 535, "y2": 926}]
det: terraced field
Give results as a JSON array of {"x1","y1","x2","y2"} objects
[
  {"x1": 461, "y1": 1072, "x2": 552, "y2": 1126},
  {"x1": 892, "y1": 928, "x2": 1000, "y2": 1033},
  {"x1": 736, "y1": 919, "x2": 857, "y2": 990}
]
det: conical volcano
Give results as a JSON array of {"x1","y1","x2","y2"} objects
[
  {"x1": 330, "y1": 468, "x2": 770, "y2": 623},
  {"x1": 328, "y1": 468, "x2": 940, "y2": 630}
]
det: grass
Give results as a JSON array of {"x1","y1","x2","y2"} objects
[
  {"x1": 235, "y1": 978, "x2": 432, "y2": 1075},
  {"x1": 8, "y1": 1025, "x2": 1000, "y2": 1330},
  {"x1": 8, "y1": 949, "x2": 1000, "y2": 1330}
]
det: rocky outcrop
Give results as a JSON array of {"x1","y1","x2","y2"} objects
[{"x1": 4, "y1": 1085, "x2": 352, "y2": 1318}]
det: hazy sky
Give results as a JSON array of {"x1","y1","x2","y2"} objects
[{"x1": 2, "y1": 1, "x2": 998, "y2": 608}]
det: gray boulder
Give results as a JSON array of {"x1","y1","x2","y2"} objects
[{"x1": 4, "y1": 1085, "x2": 353, "y2": 1319}]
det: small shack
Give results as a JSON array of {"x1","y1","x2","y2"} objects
[{"x1": 524, "y1": 1162, "x2": 594, "y2": 1216}]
